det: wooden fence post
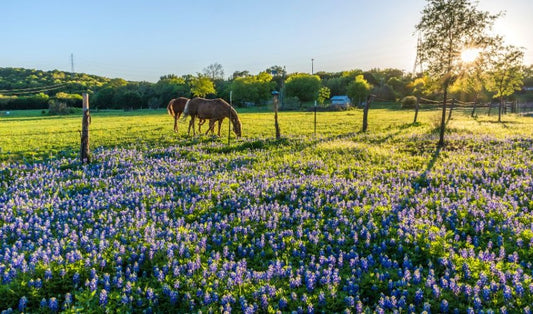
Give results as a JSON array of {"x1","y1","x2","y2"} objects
[
  {"x1": 272, "y1": 91, "x2": 281, "y2": 139},
  {"x1": 362, "y1": 94, "x2": 374, "y2": 132},
  {"x1": 413, "y1": 96, "x2": 420, "y2": 124},
  {"x1": 81, "y1": 93, "x2": 90, "y2": 163},
  {"x1": 446, "y1": 98, "x2": 455, "y2": 124}
]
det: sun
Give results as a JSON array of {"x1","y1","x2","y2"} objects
[{"x1": 461, "y1": 48, "x2": 481, "y2": 63}]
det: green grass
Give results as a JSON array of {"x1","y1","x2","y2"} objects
[{"x1": 1, "y1": 106, "x2": 532, "y2": 162}]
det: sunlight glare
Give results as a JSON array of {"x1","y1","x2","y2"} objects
[{"x1": 461, "y1": 48, "x2": 481, "y2": 63}]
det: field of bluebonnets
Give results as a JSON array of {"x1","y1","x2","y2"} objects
[{"x1": 1, "y1": 108, "x2": 533, "y2": 312}]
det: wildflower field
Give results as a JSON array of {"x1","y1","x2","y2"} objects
[{"x1": 1, "y1": 108, "x2": 533, "y2": 312}]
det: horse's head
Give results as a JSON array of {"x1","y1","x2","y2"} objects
[{"x1": 232, "y1": 117, "x2": 242, "y2": 137}]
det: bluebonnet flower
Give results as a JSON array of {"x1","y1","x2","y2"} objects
[
  {"x1": 99, "y1": 289, "x2": 108, "y2": 306},
  {"x1": 440, "y1": 299, "x2": 449, "y2": 312},
  {"x1": 18, "y1": 296, "x2": 27, "y2": 312},
  {"x1": 49, "y1": 297, "x2": 58, "y2": 311},
  {"x1": 278, "y1": 297, "x2": 287, "y2": 309},
  {"x1": 345, "y1": 296, "x2": 355, "y2": 307},
  {"x1": 414, "y1": 288, "x2": 423, "y2": 304}
]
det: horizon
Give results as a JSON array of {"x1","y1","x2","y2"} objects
[{"x1": 3, "y1": 0, "x2": 532, "y2": 82}]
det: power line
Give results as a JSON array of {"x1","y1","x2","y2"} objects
[
  {"x1": 0, "y1": 84, "x2": 69, "y2": 96},
  {"x1": 0, "y1": 83, "x2": 69, "y2": 94}
]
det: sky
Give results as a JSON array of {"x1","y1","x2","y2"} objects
[{"x1": 2, "y1": 0, "x2": 532, "y2": 82}]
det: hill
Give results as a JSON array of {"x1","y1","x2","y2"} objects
[
  {"x1": 0, "y1": 67, "x2": 131, "y2": 110},
  {"x1": 0, "y1": 67, "x2": 111, "y2": 94}
]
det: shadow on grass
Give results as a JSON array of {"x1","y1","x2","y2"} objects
[
  {"x1": 412, "y1": 146, "x2": 441, "y2": 191},
  {"x1": 369, "y1": 122, "x2": 421, "y2": 144}
]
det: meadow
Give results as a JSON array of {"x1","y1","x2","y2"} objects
[{"x1": 1, "y1": 106, "x2": 533, "y2": 312}]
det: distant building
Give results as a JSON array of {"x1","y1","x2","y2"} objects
[{"x1": 330, "y1": 95, "x2": 352, "y2": 107}]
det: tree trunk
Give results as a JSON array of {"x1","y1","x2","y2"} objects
[
  {"x1": 438, "y1": 88, "x2": 448, "y2": 147},
  {"x1": 413, "y1": 96, "x2": 420, "y2": 123}
]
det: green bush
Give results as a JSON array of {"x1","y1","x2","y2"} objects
[
  {"x1": 401, "y1": 95, "x2": 418, "y2": 109},
  {"x1": 48, "y1": 101, "x2": 77, "y2": 115}
]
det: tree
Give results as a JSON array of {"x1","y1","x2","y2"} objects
[
  {"x1": 203, "y1": 63, "x2": 224, "y2": 81},
  {"x1": 523, "y1": 64, "x2": 533, "y2": 87},
  {"x1": 323, "y1": 77, "x2": 347, "y2": 96},
  {"x1": 232, "y1": 70, "x2": 250, "y2": 79},
  {"x1": 416, "y1": 0, "x2": 500, "y2": 146},
  {"x1": 190, "y1": 74, "x2": 216, "y2": 97},
  {"x1": 284, "y1": 73, "x2": 321, "y2": 103},
  {"x1": 153, "y1": 76, "x2": 190, "y2": 107},
  {"x1": 266, "y1": 66, "x2": 287, "y2": 91},
  {"x1": 484, "y1": 43, "x2": 524, "y2": 122},
  {"x1": 231, "y1": 72, "x2": 274, "y2": 105},
  {"x1": 317, "y1": 87, "x2": 331, "y2": 106},
  {"x1": 346, "y1": 75, "x2": 372, "y2": 106},
  {"x1": 114, "y1": 87, "x2": 143, "y2": 111}
]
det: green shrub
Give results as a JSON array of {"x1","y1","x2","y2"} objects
[
  {"x1": 401, "y1": 96, "x2": 418, "y2": 109},
  {"x1": 48, "y1": 101, "x2": 77, "y2": 115}
]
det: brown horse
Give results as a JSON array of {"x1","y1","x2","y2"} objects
[
  {"x1": 167, "y1": 97, "x2": 206, "y2": 133},
  {"x1": 184, "y1": 98, "x2": 242, "y2": 137},
  {"x1": 167, "y1": 97, "x2": 189, "y2": 132}
]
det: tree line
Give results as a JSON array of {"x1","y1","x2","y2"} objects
[{"x1": 1, "y1": 60, "x2": 532, "y2": 112}]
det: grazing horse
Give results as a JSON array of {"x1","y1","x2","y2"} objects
[
  {"x1": 183, "y1": 98, "x2": 242, "y2": 137},
  {"x1": 167, "y1": 97, "x2": 189, "y2": 132},
  {"x1": 167, "y1": 97, "x2": 205, "y2": 133}
]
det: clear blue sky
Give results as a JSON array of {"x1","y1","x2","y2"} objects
[{"x1": 3, "y1": 0, "x2": 532, "y2": 82}]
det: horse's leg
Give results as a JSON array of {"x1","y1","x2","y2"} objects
[
  {"x1": 175, "y1": 112, "x2": 182, "y2": 132},
  {"x1": 206, "y1": 119, "x2": 215, "y2": 135},
  {"x1": 217, "y1": 119, "x2": 222, "y2": 136},
  {"x1": 198, "y1": 119, "x2": 206, "y2": 133},
  {"x1": 188, "y1": 116, "x2": 195, "y2": 136}
]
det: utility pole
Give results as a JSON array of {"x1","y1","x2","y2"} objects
[
  {"x1": 412, "y1": 35, "x2": 423, "y2": 76},
  {"x1": 311, "y1": 58, "x2": 314, "y2": 75},
  {"x1": 71, "y1": 53, "x2": 75, "y2": 74}
]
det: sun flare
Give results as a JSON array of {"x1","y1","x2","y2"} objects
[{"x1": 461, "y1": 48, "x2": 481, "y2": 63}]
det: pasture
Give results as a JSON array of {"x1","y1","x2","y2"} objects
[{"x1": 1, "y1": 107, "x2": 533, "y2": 312}]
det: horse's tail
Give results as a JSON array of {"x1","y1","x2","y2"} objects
[
  {"x1": 182, "y1": 99, "x2": 191, "y2": 119},
  {"x1": 167, "y1": 99, "x2": 175, "y2": 116}
]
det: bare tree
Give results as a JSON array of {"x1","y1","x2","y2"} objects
[{"x1": 203, "y1": 63, "x2": 225, "y2": 81}]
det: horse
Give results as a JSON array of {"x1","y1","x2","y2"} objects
[
  {"x1": 167, "y1": 97, "x2": 206, "y2": 133},
  {"x1": 183, "y1": 98, "x2": 242, "y2": 137}
]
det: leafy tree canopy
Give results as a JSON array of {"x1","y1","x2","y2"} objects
[
  {"x1": 285, "y1": 73, "x2": 321, "y2": 102},
  {"x1": 190, "y1": 74, "x2": 216, "y2": 97},
  {"x1": 346, "y1": 75, "x2": 372, "y2": 105}
]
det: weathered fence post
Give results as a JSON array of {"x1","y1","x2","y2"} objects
[
  {"x1": 272, "y1": 91, "x2": 281, "y2": 139},
  {"x1": 362, "y1": 94, "x2": 374, "y2": 132},
  {"x1": 471, "y1": 101, "x2": 477, "y2": 117},
  {"x1": 446, "y1": 98, "x2": 455, "y2": 124},
  {"x1": 413, "y1": 96, "x2": 420, "y2": 124},
  {"x1": 81, "y1": 93, "x2": 90, "y2": 163}
]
